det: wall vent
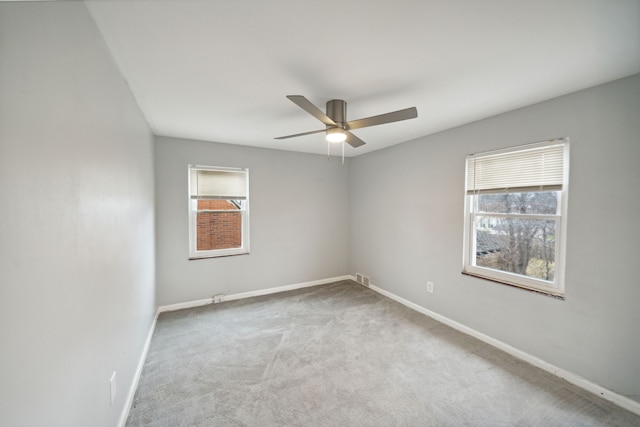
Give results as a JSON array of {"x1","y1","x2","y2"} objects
[
  {"x1": 363, "y1": 276, "x2": 370, "y2": 287},
  {"x1": 356, "y1": 273, "x2": 364, "y2": 284}
]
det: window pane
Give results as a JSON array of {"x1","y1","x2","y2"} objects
[
  {"x1": 196, "y1": 199, "x2": 243, "y2": 251},
  {"x1": 197, "y1": 199, "x2": 243, "y2": 211},
  {"x1": 477, "y1": 191, "x2": 558, "y2": 215},
  {"x1": 475, "y1": 217, "x2": 557, "y2": 282}
]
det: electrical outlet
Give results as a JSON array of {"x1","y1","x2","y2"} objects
[
  {"x1": 427, "y1": 281, "x2": 434, "y2": 293},
  {"x1": 213, "y1": 294, "x2": 225, "y2": 303},
  {"x1": 110, "y1": 371, "x2": 117, "y2": 405}
]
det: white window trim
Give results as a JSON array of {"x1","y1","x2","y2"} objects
[
  {"x1": 462, "y1": 139, "x2": 569, "y2": 297},
  {"x1": 188, "y1": 165, "x2": 250, "y2": 259}
]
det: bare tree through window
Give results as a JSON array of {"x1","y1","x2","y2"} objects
[{"x1": 475, "y1": 191, "x2": 559, "y2": 282}]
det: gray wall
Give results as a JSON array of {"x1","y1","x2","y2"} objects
[
  {"x1": 155, "y1": 137, "x2": 350, "y2": 306},
  {"x1": 349, "y1": 73, "x2": 640, "y2": 403},
  {"x1": 0, "y1": 3, "x2": 156, "y2": 426}
]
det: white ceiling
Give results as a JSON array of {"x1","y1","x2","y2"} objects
[{"x1": 85, "y1": 0, "x2": 640, "y2": 157}]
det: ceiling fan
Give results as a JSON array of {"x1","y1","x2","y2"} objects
[{"x1": 275, "y1": 95, "x2": 418, "y2": 148}]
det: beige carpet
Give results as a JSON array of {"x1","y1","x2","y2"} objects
[{"x1": 126, "y1": 280, "x2": 640, "y2": 426}]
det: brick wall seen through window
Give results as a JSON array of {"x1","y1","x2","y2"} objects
[{"x1": 196, "y1": 200, "x2": 242, "y2": 251}]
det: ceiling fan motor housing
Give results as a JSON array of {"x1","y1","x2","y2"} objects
[{"x1": 326, "y1": 99, "x2": 347, "y2": 129}]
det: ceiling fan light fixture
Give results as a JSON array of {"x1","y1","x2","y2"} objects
[{"x1": 326, "y1": 127, "x2": 346, "y2": 143}]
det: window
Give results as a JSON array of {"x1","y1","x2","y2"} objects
[
  {"x1": 188, "y1": 165, "x2": 249, "y2": 259},
  {"x1": 463, "y1": 139, "x2": 569, "y2": 297}
]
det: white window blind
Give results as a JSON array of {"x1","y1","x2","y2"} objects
[
  {"x1": 466, "y1": 139, "x2": 566, "y2": 195},
  {"x1": 189, "y1": 167, "x2": 248, "y2": 200}
]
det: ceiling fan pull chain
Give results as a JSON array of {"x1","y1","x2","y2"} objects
[
  {"x1": 342, "y1": 141, "x2": 345, "y2": 164},
  {"x1": 327, "y1": 140, "x2": 330, "y2": 160}
]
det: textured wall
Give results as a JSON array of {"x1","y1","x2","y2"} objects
[
  {"x1": 0, "y1": 3, "x2": 156, "y2": 426},
  {"x1": 349, "y1": 73, "x2": 640, "y2": 404}
]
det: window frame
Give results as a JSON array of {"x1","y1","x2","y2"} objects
[
  {"x1": 462, "y1": 139, "x2": 569, "y2": 297},
  {"x1": 188, "y1": 165, "x2": 250, "y2": 259}
]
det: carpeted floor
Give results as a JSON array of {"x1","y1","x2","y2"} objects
[{"x1": 126, "y1": 280, "x2": 640, "y2": 426}]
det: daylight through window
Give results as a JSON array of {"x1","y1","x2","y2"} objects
[
  {"x1": 188, "y1": 165, "x2": 249, "y2": 259},
  {"x1": 463, "y1": 139, "x2": 569, "y2": 296}
]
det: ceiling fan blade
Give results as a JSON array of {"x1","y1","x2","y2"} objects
[
  {"x1": 345, "y1": 130, "x2": 366, "y2": 148},
  {"x1": 274, "y1": 128, "x2": 332, "y2": 140},
  {"x1": 286, "y1": 95, "x2": 336, "y2": 126},
  {"x1": 347, "y1": 107, "x2": 418, "y2": 130}
]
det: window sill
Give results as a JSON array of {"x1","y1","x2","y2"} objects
[
  {"x1": 189, "y1": 251, "x2": 250, "y2": 260},
  {"x1": 461, "y1": 271, "x2": 564, "y2": 300}
]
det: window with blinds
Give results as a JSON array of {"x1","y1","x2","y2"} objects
[
  {"x1": 188, "y1": 165, "x2": 249, "y2": 259},
  {"x1": 463, "y1": 139, "x2": 569, "y2": 297}
]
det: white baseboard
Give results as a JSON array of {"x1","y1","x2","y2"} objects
[
  {"x1": 352, "y1": 276, "x2": 640, "y2": 416},
  {"x1": 224, "y1": 275, "x2": 351, "y2": 302},
  {"x1": 157, "y1": 297, "x2": 214, "y2": 313},
  {"x1": 118, "y1": 312, "x2": 158, "y2": 427},
  {"x1": 157, "y1": 275, "x2": 352, "y2": 313}
]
